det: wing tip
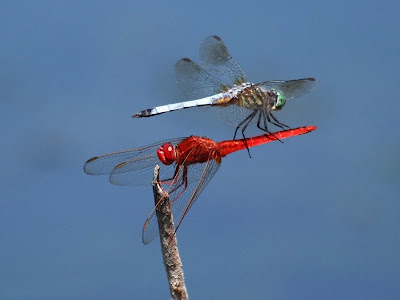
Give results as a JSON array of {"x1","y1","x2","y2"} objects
[
  {"x1": 142, "y1": 219, "x2": 153, "y2": 245},
  {"x1": 212, "y1": 35, "x2": 222, "y2": 41},
  {"x1": 108, "y1": 176, "x2": 117, "y2": 185},
  {"x1": 83, "y1": 157, "x2": 99, "y2": 174},
  {"x1": 86, "y1": 156, "x2": 99, "y2": 164}
]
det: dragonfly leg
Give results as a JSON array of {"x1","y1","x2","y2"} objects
[
  {"x1": 170, "y1": 166, "x2": 193, "y2": 244},
  {"x1": 257, "y1": 110, "x2": 277, "y2": 133},
  {"x1": 257, "y1": 110, "x2": 269, "y2": 132},
  {"x1": 265, "y1": 113, "x2": 286, "y2": 130},
  {"x1": 233, "y1": 110, "x2": 257, "y2": 140},
  {"x1": 169, "y1": 166, "x2": 188, "y2": 205},
  {"x1": 159, "y1": 178, "x2": 177, "y2": 186},
  {"x1": 256, "y1": 111, "x2": 284, "y2": 144},
  {"x1": 239, "y1": 110, "x2": 258, "y2": 158},
  {"x1": 159, "y1": 164, "x2": 182, "y2": 186},
  {"x1": 159, "y1": 165, "x2": 187, "y2": 205},
  {"x1": 270, "y1": 112, "x2": 290, "y2": 129},
  {"x1": 165, "y1": 167, "x2": 190, "y2": 245}
]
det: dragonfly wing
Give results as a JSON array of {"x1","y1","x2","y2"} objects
[
  {"x1": 216, "y1": 104, "x2": 257, "y2": 128},
  {"x1": 175, "y1": 58, "x2": 231, "y2": 100},
  {"x1": 109, "y1": 155, "x2": 179, "y2": 186},
  {"x1": 142, "y1": 155, "x2": 221, "y2": 244},
  {"x1": 176, "y1": 156, "x2": 220, "y2": 213},
  {"x1": 199, "y1": 35, "x2": 248, "y2": 86},
  {"x1": 83, "y1": 137, "x2": 186, "y2": 186},
  {"x1": 260, "y1": 78, "x2": 316, "y2": 100}
]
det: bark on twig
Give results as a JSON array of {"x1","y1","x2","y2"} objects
[{"x1": 152, "y1": 165, "x2": 188, "y2": 300}]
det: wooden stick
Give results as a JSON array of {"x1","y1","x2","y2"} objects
[{"x1": 152, "y1": 165, "x2": 188, "y2": 300}]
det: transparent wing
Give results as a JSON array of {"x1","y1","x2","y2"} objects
[
  {"x1": 259, "y1": 78, "x2": 316, "y2": 100},
  {"x1": 175, "y1": 58, "x2": 230, "y2": 100},
  {"x1": 216, "y1": 104, "x2": 257, "y2": 128},
  {"x1": 142, "y1": 154, "x2": 221, "y2": 245},
  {"x1": 83, "y1": 137, "x2": 186, "y2": 186},
  {"x1": 199, "y1": 35, "x2": 247, "y2": 86},
  {"x1": 109, "y1": 155, "x2": 179, "y2": 186}
]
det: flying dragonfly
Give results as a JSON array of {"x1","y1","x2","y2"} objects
[
  {"x1": 133, "y1": 35, "x2": 316, "y2": 142},
  {"x1": 84, "y1": 126, "x2": 317, "y2": 245}
]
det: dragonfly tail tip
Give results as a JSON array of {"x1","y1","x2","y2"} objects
[{"x1": 132, "y1": 108, "x2": 155, "y2": 118}]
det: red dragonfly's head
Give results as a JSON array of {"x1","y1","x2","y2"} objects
[{"x1": 157, "y1": 143, "x2": 176, "y2": 165}]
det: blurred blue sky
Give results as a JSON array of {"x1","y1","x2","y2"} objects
[{"x1": 1, "y1": 0, "x2": 399, "y2": 299}]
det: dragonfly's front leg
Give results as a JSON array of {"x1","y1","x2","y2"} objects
[
  {"x1": 154, "y1": 165, "x2": 187, "y2": 212},
  {"x1": 158, "y1": 164, "x2": 183, "y2": 186},
  {"x1": 259, "y1": 109, "x2": 286, "y2": 131},
  {"x1": 169, "y1": 166, "x2": 188, "y2": 205},
  {"x1": 269, "y1": 112, "x2": 290, "y2": 129},
  {"x1": 257, "y1": 110, "x2": 284, "y2": 144}
]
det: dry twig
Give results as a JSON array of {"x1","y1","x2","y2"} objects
[{"x1": 152, "y1": 165, "x2": 188, "y2": 300}]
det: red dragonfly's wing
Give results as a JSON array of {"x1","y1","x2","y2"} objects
[
  {"x1": 142, "y1": 153, "x2": 221, "y2": 245},
  {"x1": 83, "y1": 138, "x2": 186, "y2": 186}
]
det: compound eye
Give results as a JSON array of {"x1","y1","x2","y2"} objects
[
  {"x1": 157, "y1": 143, "x2": 176, "y2": 165},
  {"x1": 271, "y1": 91, "x2": 286, "y2": 111}
]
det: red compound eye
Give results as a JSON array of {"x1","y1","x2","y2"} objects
[{"x1": 157, "y1": 143, "x2": 176, "y2": 165}]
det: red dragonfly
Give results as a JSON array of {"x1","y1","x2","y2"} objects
[{"x1": 84, "y1": 126, "x2": 316, "y2": 244}]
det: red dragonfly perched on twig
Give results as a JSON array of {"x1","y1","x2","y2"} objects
[{"x1": 84, "y1": 126, "x2": 317, "y2": 244}]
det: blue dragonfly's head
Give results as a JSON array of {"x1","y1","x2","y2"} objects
[{"x1": 267, "y1": 89, "x2": 286, "y2": 111}]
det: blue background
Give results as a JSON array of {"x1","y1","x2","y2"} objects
[{"x1": 1, "y1": 1, "x2": 399, "y2": 299}]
